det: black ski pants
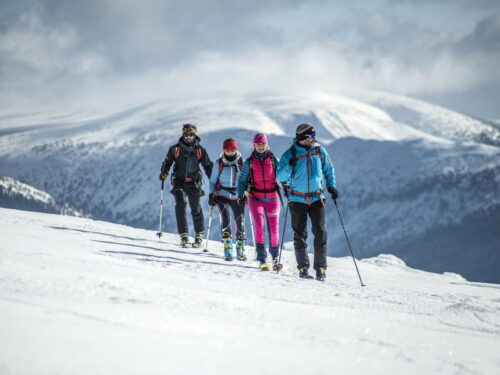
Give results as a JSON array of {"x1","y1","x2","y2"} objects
[
  {"x1": 171, "y1": 180, "x2": 204, "y2": 235},
  {"x1": 216, "y1": 196, "x2": 245, "y2": 240},
  {"x1": 289, "y1": 200, "x2": 327, "y2": 270}
]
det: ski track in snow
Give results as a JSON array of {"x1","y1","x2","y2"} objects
[{"x1": 0, "y1": 208, "x2": 499, "y2": 374}]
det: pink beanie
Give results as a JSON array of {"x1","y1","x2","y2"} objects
[{"x1": 253, "y1": 133, "x2": 268, "y2": 144}]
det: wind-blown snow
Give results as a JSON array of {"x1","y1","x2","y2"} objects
[{"x1": 1, "y1": 208, "x2": 499, "y2": 374}]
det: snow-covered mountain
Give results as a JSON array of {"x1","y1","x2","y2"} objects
[
  {"x1": 0, "y1": 175, "x2": 87, "y2": 217},
  {"x1": 1, "y1": 207, "x2": 499, "y2": 374},
  {"x1": 0, "y1": 92, "x2": 498, "y2": 282}
]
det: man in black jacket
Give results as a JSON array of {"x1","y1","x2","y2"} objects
[{"x1": 160, "y1": 124, "x2": 213, "y2": 247}]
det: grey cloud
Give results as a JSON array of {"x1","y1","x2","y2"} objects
[{"x1": 0, "y1": 0, "x2": 499, "y2": 118}]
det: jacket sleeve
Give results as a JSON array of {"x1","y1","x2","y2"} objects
[
  {"x1": 200, "y1": 146, "x2": 213, "y2": 178},
  {"x1": 321, "y1": 147, "x2": 336, "y2": 188},
  {"x1": 277, "y1": 149, "x2": 292, "y2": 183},
  {"x1": 237, "y1": 159, "x2": 251, "y2": 197},
  {"x1": 161, "y1": 146, "x2": 175, "y2": 174},
  {"x1": 209, "y1": 159, "x2": 220, "y2": 194}
]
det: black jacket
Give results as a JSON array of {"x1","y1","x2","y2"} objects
[{"x1": 161, "y1": 135, "x2": 213, "y2": 182}]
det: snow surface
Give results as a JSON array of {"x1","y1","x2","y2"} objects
[{"x1": 1, "y1": 208, "x2": 499, "y2": 374}]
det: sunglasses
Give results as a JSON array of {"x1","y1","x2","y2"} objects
[
  {"x1": 184, "y1": 133, "x2": 195, "y2": 137},
  {"x1": 304, "y1": 132, "x2": 316, "y2": 139}
]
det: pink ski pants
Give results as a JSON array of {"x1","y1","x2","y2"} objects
[{"x1": 248, "y1": 197, "x2": 280, "y2": 247}]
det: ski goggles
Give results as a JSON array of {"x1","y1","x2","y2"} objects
[{"x1": 304, "y1": 132, "x2": 316, "y2": 139}]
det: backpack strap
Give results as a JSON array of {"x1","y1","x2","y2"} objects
[
  {"x1": 174, "y1": 145, "x2": 203, "y2": 160},
  {"x1": 174, "y1": 146, "x2": 181, "y2": 159},
  {"x1": 196, "y1": 146, "x2": 203, "y2": 160}
]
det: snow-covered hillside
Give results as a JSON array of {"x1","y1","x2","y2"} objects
[
  {"x1": 0, "y1": 92, "x2": 498, "y2": 283},
  {"x1": 1, "y1": 208, "x2": 499, "y2": 374},
  {"x1": 0, "y1": 176, "x2": 87, "y2": 217}
]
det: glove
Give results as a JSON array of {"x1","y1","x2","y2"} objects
[
  {"x1": 159, "y1": 172, "x2": 168, "y2": 181},
  {"x1": 328, "y1": 187, "x2": 338, "y2": 200},
  {"x1": 238, "y1": 194, "x2": 247, "y2": 206},
  {"x1": 208, "y1": 193, "x2": 217, "y2": 207},
  {"x1": 280, "y1": 182, "x2": 290, "y2": 198}
]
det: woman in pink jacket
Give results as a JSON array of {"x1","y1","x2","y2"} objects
[{"x1": 237, "y1": 133, "x2": 282, "y2": 271}]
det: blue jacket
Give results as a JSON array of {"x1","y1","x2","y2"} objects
[
  {"x1": 277, "y1": 140, "x2": 336, "y2": 204},
  {"x1": 209, "y1": 152, "x2": 243, "y2": 200}
]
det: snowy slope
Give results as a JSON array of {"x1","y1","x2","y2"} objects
[
  {"x1": 0, "y1": 176, "x2": 87, "y2": 217},
  {"x1": 0, "y1": 91, "x2": 498, "y2": 283},
  {"x1": 0, "y1": 208, "x2": 499, "y2": 375}
]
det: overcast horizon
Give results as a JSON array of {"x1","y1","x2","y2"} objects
[{"x1": 1, "y1": 0, "x2": 499, "y2": 120}]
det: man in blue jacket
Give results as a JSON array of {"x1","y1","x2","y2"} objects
[{"x1": 277, "y1": 124, "x2": 338, "y2": 281}]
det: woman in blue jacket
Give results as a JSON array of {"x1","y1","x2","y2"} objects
[
  {"x1": 277, "y1": 124, "x2": 338, "y2": 281},
  {"x1": 208, "y1": 138, "x2": 246, "y2": 261}
]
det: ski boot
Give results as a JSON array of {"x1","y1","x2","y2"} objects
[
  {"x1": 272, "y1": 256, "x2": 283, "y2": 271},
  {"x1": 299, "y1": 267, "x2": 314, "y2": 279},
  {"x1": 236, "y1": 235, "x2": 247, "y2": 261},
  {"x1": 180, "y1": 233, "x2": 190, "y2": 248},
  {"x1": 222, "y1": 232, "x2": 234, "y2": 261},
  {"x1": 260, "y1": 261, "x2": 271, "y2": 271},
  {"x1": 316, "y1": 268, "x2": 326, "y2": 282},
  {"x1": 192, "y1": 232, "x2": 204, "y2": 248}
]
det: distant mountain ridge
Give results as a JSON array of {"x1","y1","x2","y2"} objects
[
  {"x1": 0, "y1": 176, "x2": 87, "y2": 217},
  {"x1": 0, "y1": 91, "x2": 498, "y2": 282}
]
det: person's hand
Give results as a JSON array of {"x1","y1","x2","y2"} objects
[
  {"x1": 280, "y1": 182, "x2": 290, "y2": 198},
  {"x1": 208, "y1": 193, "x2": 217, "y2": 207},
  {"x1": 238, "y1": 194, "x2": 247, "y2": 206},
  {"x1": 159, "y1": 172, "x2": 168, "y2": 181},
  {"x1": 328, "y1": 187, "x2": 338, "y2": 200}
]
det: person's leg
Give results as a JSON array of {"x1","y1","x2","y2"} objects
[
  {"x1": 248, "y1": 197, "x2": 266, "y2": 262},
  {"x1": 289, "y1": 201, "x2": 310, "y2": 270},
  {"x1": 172, "y1": 182, "x2": 188, "y2": 235},
  {"x1": 186, "y1": 183, "x2": 204, "y2": 234},
  {"x1": 230, "y1": 199, "x2": 245, "y2": 241},
  {"x1": 309, "y1": 200, "x2": 327, "y2": 271},
  {"x1": 263, "y1": 198, "x2": 280, "y2": 258},
  {"x1": 217, "y1": 196, "x2": 232, "y2": 238}
]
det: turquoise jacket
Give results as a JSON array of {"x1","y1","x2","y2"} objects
[{"x1": 277, "y1": 140, "x2": 335, "y2": 204}]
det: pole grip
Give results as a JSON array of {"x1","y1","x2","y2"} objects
[{"x1": 161, "y1": 180, "x2": 164, "y2": 190}]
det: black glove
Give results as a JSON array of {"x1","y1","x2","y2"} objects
[
  {"x1": 238, "y1": 194, "x2": 247, "y2": 206},
  {"x1": 159, "y1": 172, "x2": 168, "y2": 181},
  {"x1": 328, "y1": 187, "x2": 338, "y2": 200},
  {"x1": 208, "y1": 193, "x2": 217, "y2": 207},
  {"x1": 280, "y1": 182, "x2": 290, "y2": 198}
]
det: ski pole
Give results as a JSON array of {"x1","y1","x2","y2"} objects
[
  {"x1": 204, "y1": 206, "x2": 214, "y2": 252},
  {"x1": 156, "y1": 180, "x2": 164, "y2": 238},
  {"x1": 334, "y1": 199, "x2": 365, "y2": 286},
  {"x1": 276, "y1": 202, "x2": 289, "y2": 274},
  {"x1": 248, "y1": 207, "x2": 256, "y2": 259}
]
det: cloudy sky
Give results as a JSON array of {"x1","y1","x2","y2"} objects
[{"x1": 1, "y1": 0, "x2": 499, "y2": 119}]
